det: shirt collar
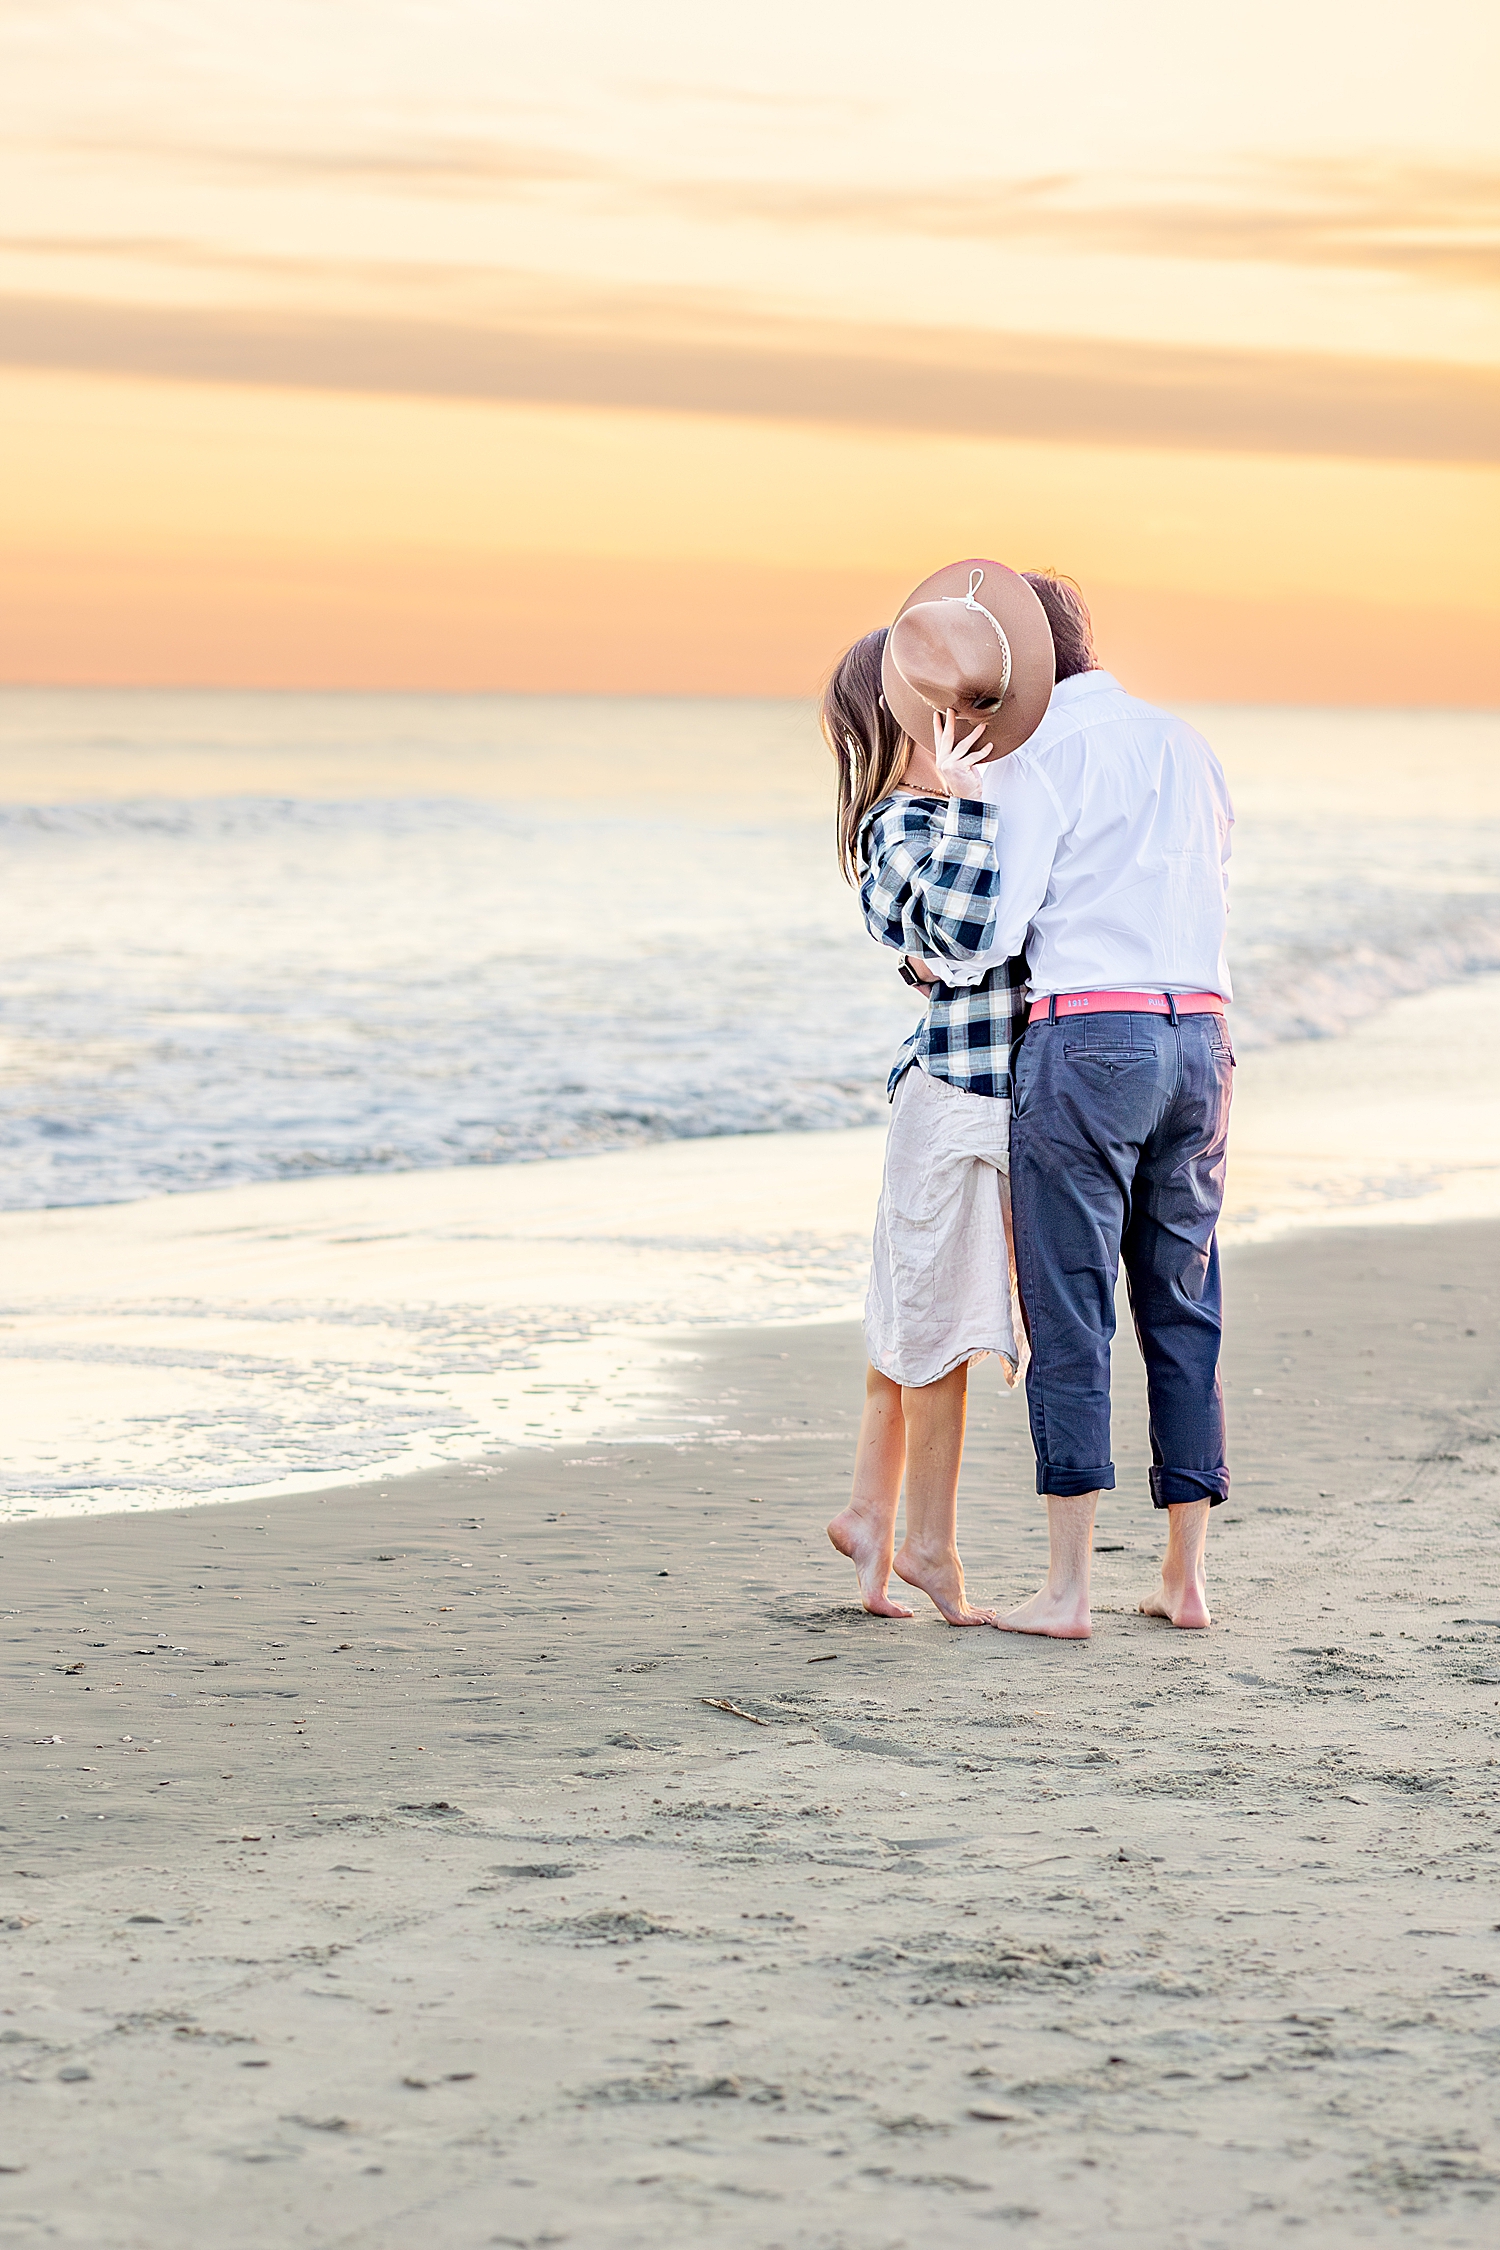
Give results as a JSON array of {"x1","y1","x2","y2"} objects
[{"x1": 1049, "y1": 669, "x2": 1120, "y2": 706}]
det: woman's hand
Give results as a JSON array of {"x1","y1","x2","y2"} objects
[{"x1": 933, "y1": 709, "x2": 990, "y2": 797}]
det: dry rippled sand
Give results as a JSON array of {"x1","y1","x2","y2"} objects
[{"x1": 2, "y1": 1221, "x2": 1498, "y2": 2248}]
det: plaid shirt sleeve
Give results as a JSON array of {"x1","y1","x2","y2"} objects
[{"x1": 855, "y1": 795, "x2": 1001, "y2": 962}]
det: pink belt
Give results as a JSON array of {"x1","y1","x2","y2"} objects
[{"x1": 1028, "y1": 990, "x2": 1225, "y2": 1025}]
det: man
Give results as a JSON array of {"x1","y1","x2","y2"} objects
[{"x1": 904, "y1": 572, "x2": 1234, "y2": 1639}]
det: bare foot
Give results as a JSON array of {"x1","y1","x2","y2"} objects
[
  {"x1": 997, "y1": 1584, "x2": 1092, "y2": 1640},
  {"x1": 827, "y1": 1506, "x2": 914, "y2": 1618},
  {"x1": 1138, "y1": 1576, "x2": 1212, "y2": 1630},
  {"x1": 1140, "y1": 1499, "x2": 1212, "y2": 1629},
  {"x1": 892, "y1": 1541, "x2": 998, "y2": 1627}
]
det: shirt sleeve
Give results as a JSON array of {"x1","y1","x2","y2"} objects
[
  {"x1": 985, "y1": 757, "x2": 1067, "y2": 961},
  {"x1": 858, "y1": 796, "x2": 1002, "y2": 962}
]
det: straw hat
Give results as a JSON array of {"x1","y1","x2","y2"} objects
[{"x1": 882, "y1": 558, "x2": 1055, "y2": 759}]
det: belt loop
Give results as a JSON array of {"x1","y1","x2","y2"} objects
[
  {"x1": 1166, "y1": 992, "x2": 1179, "y2": 1027},
  {"x1": 1048, "y1": 993, "x2": 1057, "y2": 1026}
]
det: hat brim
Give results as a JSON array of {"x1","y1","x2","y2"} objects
[{"x1": 882, "y1": 558, "x2": 1055, "y2": 759}]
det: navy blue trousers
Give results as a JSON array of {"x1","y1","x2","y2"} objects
[{"x1": 1010, "y1": 1009, "x2": 1233, "y2": 1507}]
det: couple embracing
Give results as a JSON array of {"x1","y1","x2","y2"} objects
[{"x1": 821, "y1": 560, "x2": 1235, "y2": 1641}]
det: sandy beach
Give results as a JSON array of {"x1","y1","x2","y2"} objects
[{"x1": 4, "y1": 1215, "x2": 1497, "y2": 2247}]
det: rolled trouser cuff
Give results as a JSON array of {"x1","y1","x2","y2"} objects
[
  {"x1": 1037, "y1": 1462, "x2": 1115, "y2": 1497},
  {"x1": 1150, "y1": 1466, "x2": 1230, "y2": 1509}
]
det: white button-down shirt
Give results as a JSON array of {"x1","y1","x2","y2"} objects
[{"x1": 936, "y1": 670, "x2": 1234, "y2": 1002}]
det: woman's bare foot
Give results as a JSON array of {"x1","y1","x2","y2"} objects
[
  {"x1": 827, "y1": 1506, "x2": 914, "y2": 1618},
  {"x1": 1138, "y1": 1499, "x2": 1212, "y2": 1629},
  {"x1": 892, "y1": 1540, "x2": 998, "y2": 1627},
  {"x1": 997, "y1": 1585, "x2": 1092, "y2": 1639}
]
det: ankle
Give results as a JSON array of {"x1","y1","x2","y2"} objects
[
  {"x1": 1045, "y1": 1569, "x2": 1092, "y2": 1606},
  {"x1": 897, "y1": 1535, "x2": 959, "y2": 1570}
]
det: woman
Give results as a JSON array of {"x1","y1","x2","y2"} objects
[{"x1": 819, "y1": 620, "x2": 1030, "y2": 1625}]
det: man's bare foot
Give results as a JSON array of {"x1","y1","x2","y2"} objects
[
  {"x1": 1138, "y1": 1576, "x2": 1211, "y2": 1630},
  {"x1": 827, "y1": 1507, "x2": 914, "y2": 1618},
  {"x1": 892, "y1": 1541, "x2": 998, "y2": 1627},
  {"x1": 997, "y1": 1585, "x2": 1092, "y2": 1640},
  {"x1": 1139, "y1": 1499, "x2": 1212, "y2": 1628},
  {"x1": 995, "y1": 1493, "x2": 1097, "y2": 1639}
]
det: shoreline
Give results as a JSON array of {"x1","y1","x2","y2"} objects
[
  {"x1": 2, "y1": 1215, "x2": 1498, "y2": 2243},
  {"x1": 6, "y1": 966, "x2": 1500, "y2": 1522}
]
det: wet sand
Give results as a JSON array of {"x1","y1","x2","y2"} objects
[{"x1": 2, "y1": 1219, "x2": 1499, "y2": 2248}]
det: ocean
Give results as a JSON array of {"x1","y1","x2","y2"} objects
[
  {"x1": 2, "y1": 687, "x2": 1498, "y2": 1517},
  {"x1": 4, "y1": 690, "x2": 1499, "y2": 1211}
]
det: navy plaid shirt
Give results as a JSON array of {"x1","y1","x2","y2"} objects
[{"x1": 857, "y1": 792, "x2": 1029, "y2": 1102}]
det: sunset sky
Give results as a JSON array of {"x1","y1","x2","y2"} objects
[{"x1": 2, "y1": 0, "x2": 1496, "y2": 701}]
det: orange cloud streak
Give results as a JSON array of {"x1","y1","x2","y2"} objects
[{"x1": 2, "y1": 289, "x2": 1496, "y2": 465}]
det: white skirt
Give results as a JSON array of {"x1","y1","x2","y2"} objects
[{"x1": 864, "y1": 1063, "x2": 1024, "y2": 1390}]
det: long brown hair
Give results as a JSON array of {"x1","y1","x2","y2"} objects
[{"x1": 821, "y1": 627, "x2": 912, "y2": 884}]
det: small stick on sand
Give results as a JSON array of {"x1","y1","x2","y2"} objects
[{"x1": 700, "y1": 1697, "x2": 770, "y2": 1726}]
